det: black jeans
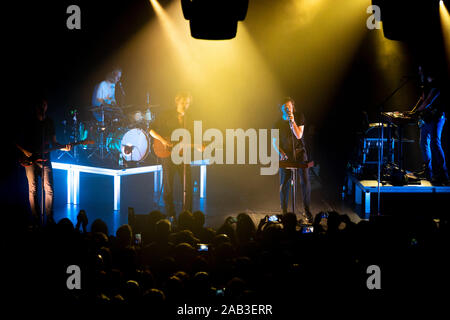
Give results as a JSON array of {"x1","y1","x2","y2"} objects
[
  {"x1": 25, "y1": 163, "x2": 54, "y2": 220},
  {"x1": 279, "y1": 150, "x2": 311, "y2": 214},
  {"x1": 161, "y1": 158, "x2": 192, "y2": 217}
]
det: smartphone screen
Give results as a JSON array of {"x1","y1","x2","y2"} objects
[
  {"x1": 268, "y1": 215, "x2": 279, "y2": 222},
  {"x1": 135, "y1": 233, "x2": 142, "y2": 245},
  {"x1": 302, "y1": 226, "x2": 314, "y2": 233},
  {"x1": 197, "y1": 244, "x2": 208, "y2": 252}
]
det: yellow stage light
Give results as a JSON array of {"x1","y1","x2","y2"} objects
[
  {"x1": 90, "y1": 0, "x2": 397, "y2": 129},
  {"x1": 440, "y1": 0, "x2": 450, "y2": 72},
  {"x1": 145, "y1": 0, "x2": 283, "y2": 128}
]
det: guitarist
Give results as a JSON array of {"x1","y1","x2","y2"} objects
[
  {"x1": 412, "y1": 66, "x2": 448, "y2": 185},
  {"x1": 17, "y1": 98, "x2": 71, "y2": 225},
  {"x1": 149, "y1": 92, "x2": 194, "y2": 220}
]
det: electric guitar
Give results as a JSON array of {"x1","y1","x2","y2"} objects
[{"x1": 18, "y1": 139, "x2": 94, "y2": 167}]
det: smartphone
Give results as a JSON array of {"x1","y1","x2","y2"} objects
[
  {"x1": 197, "y1": 244, "x2": 209, "y2": 252},
  {"x1": 135, "y1": 233, "x2": 142, "y2": 245},
  {"x1": 216, "y1": 289, "x2": 224, "y2": 296},
  {"x1": 302, "y1": 226, "x2": 314, "y2": 233},
  {"x1": 268, "y1": 215, "x2": 279, "y2": 222}
]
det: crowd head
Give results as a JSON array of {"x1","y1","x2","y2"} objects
[{"x1": 14, "y1": 207, "x2": 449, "y2": 310}]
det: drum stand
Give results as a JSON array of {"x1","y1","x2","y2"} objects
[
  {"x1": 56, "y1": 147, "x2": 76, "y2": 161},
  {"x1": 87, "y1": 107, "x2": 116, "y2": 161}
]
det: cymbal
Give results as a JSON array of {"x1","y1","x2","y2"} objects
[
  {"x1": 124, "y1": 105, "x2": 162, "y2": 113},
  {"x1": 138, "y1": 105, "x2": 161, "y2": 111},
  {"x1": 89, "y1": 106, "x2": 104, "y2": 112},
  {"x1": 89, "y1": 105, "x2": 123, "y2": 112},
  {"x1": 121, "y1": 104, "x2": 135, "y2": 109}
]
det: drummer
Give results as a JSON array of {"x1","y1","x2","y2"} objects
[{"x1": 91, "y1": 67, "x2": 123, "y2": 122}]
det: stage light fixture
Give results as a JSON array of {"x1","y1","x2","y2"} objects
[{"x1": 181, "y1": 0, "x2": 248, "y2": 40}]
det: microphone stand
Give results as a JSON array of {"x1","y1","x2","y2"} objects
[
  {"x1": 118, "y1": 81, "x2": 126, "y2": 97},
  {"x1": 182, "y1": 115, "x2": 187, "y2": 212},
  {"x1": 118, "y1": 81, "x2": 126, "y2": 107},
  {"x1": 289, "y1": 113, "x2": 298, "y2": 214}
]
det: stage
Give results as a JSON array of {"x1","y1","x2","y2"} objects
[{"x1": 51, "y1": 162, "x2": 362, "y2": 235}]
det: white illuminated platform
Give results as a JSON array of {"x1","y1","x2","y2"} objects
[
  {"x1": 347, "y1": 173, "x2": 450, "y2": 219},
  {"x1": 52, "y1": 160, "x2": 209, "y2": 211}
]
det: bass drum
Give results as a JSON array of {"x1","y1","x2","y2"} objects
[{"x1": 111, "y1": 128, "x2": 151, "y2": 162}]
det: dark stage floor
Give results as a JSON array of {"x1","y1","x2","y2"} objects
[{"x1": 52, "y1": 164, "x2": 362, "y2": 235}]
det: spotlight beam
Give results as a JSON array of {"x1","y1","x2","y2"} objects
[{"x1": 440, "y1": 0, "x2": 450, "y2": 72}]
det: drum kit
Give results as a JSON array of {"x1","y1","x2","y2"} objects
[{"x1": 61, "y1": 104, "x2": 159, "y2": 165}]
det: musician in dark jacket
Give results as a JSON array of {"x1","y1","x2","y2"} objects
[
  {"x1": 16, "y1": 98, "x2": 71, "y2": 225},
  {"x1": 149, "y1": 92, "x2": 195, "y2": 220},
  {"x1": 272, "y1": 97, "x2": 312, "y2": 222}
]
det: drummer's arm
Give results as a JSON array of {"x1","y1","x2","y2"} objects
[
  {"x1": 96, "y1": 98, "x2": 106, "y2": 106},
  {"x1": 149, "y1": 129, "x2": 172, "y2": 147},
  {"x1": 95, "y1": 82, "x2": 114, "y2": 105},
  {"x1": 109, "y1": 96, "x2": 117, "y2": 106},
  {"x1": 97, "y1": 97, "x2": 115, "y2": 106}
]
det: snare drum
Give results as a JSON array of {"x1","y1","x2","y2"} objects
[{"x1": 107, "y1": 128, "x2": 151, "y2": 161}]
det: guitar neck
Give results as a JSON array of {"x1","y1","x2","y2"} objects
[{"x1": 45, "y1": 140, "x2": 93, "y2": 153}]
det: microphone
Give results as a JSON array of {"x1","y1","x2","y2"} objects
[
  {"x1": 287, "y1": 110, "x2": 294, "y2": 122},
  {"x1": 118, "y1": 81, "x2": 126, "y2": 96}
]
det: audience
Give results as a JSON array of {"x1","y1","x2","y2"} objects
[{"x1": 13, "y1": 207, "x2": 449, "y2": 310}]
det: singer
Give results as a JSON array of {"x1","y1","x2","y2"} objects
[{"x1": 272, "y1": 97, "x2": 312, "y2": 222}]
